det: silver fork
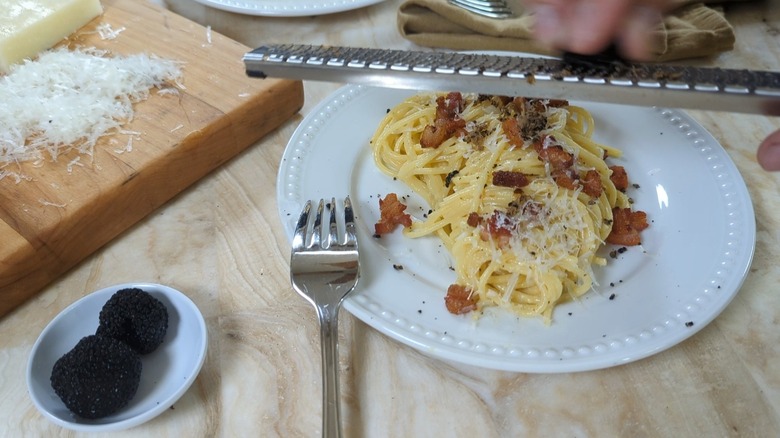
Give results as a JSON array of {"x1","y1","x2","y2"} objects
[
  {"x1": 448, "y1": 0, "x2": 515, "y2": 19},
  {"x1": 291, "y1": 197, "x2": 360, "y2": 438}
]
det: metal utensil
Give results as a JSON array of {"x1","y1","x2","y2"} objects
[
  {"x1": 290, "y1": 197, "x2": 360, "y2": 438},
  {"x1": 448, "y1": 0, "x2": 514, "y2": 19},
  {"x1": 244, "y1": 44, "x2": 780, "y2": 115}
]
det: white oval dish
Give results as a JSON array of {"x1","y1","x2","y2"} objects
[{"x1": 27, "y1": 283, "x2": 208, "y2": 432}]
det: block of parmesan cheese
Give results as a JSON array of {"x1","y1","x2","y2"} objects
[{"x1": 0, "y1": 0, "x2": 103, "y2": 72}]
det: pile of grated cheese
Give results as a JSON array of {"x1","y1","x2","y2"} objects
[{"x1": 0, "y1": 46, "x2": 182, "y2": 165}]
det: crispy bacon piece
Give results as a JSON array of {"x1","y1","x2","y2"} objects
[
  {"x1": 546, "y1": 98, "x2": 569, "y2": 108},
  {"x1": 531, "y1": 135, "x2": 546, "y2": 153},
  {"x1": 533, "y1": 136, "x2": 573, "y2": 169},
  {"x1": 501, "y1": 117, "x2": 524, "y2": 149},
  {"x1": 420, "y1": 118, "x2": 466, "y2": 148},
  {"x1": 374, "y1": 193, "x2": 412, "y2": 235},
  {"x1": 581, "y1": 169, "x2": 603, "y2": 198},
  {"x1": 482, "y1": 210, "x2": 514, "y2": 247},
  {"x1": 513, "y1": 96, "x2": 528, "y2": 109},
  {"x1": 420, "y1": 92, "x2": 466, "y2": 148},
  {"x1": 445, "y1": 284, "x2": 477, "y2": 315},
  {"x1": 493, "y1": 170, "x2": 530, "y2": 189},
  {"x1": 609, "y1": 165, "x2": 629, "y2": 191},
  {"x1": 468, "y1": 211, "x2": 515, "y2": 246},
  {"x1": 490, "y1": 95, "x2": 512, "y2": 106},
  {"x1": 467, "y1": 212, "x2": 482, "y2": 227},
  {"x1": 420, "y1": 123, "x2": 446, "y2": 148},
  {"x1": 606, "y1": 207, "x2": 649, "y2": 246},
  {"x1": 437, "y1": 91, "x2": 464, "y2": 118},
  {"x1": 538, "y1": 145, "x2": 574, "y2": 170},
  {"x1": 529, "y1": 99, "x2": 547, "y2": 113},
  {"x1": 551, "y1": 169, "x2": 578, "y2": 190}
]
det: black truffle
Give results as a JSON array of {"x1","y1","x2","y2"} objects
[
  {"x1": 50, "y1": 335, "x2": 142, "y2": 419},
  {"x1": 96, "y1": 288, "x2": 168, "y2": 354}
]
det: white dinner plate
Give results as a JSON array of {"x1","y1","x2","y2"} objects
[
  {"x1": 191, "y1": 0, "x2": 385, "y2": 16},
  {"x1": 277, "y1": 85, "x2": 755, "y2": 373},
  {"x1": 27, "y1": 283, "x2": 208, "y2": 431}
]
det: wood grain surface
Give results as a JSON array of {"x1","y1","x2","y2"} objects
[{"x1": 0, "y1": 0, "x2": 304, "y2": 317}]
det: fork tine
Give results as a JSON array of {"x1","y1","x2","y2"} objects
[
  {"x1": 449, "y1": 0, "x2": 514, "y2": 18},
  {"x1": 456, "y1": 0, "x2": 507, "y2": 6},
  {"x1": 344, "y1": 196, "x2": 357, "y2": 247},
  {"x1": 327, "y1": 197, "x2": 338, "y2": 247},
  {"x1": 293, "y1": 200, "x2": 312, "y2": 251},
  {"x1": 312, "y1": 199, "x2": 324, "y2": 248}
]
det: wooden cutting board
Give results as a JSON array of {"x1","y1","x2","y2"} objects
[{"x1": 0, "y1": 0, "x2": 303, "y2": 317}]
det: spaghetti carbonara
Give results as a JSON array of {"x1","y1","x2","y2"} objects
[{"x1": 371, "y1": 92, "x2": 648, "y2": 322}]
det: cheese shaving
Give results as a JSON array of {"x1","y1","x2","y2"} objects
[
  {"x1": 157, "y1": 87, "x2": 179, "y2": 97},
  {"x1": 203, "y1": 25, "x2": 212, "y2": 47},
  {"x1": 114, "y1": 136, "x2": 133, "y2": 154},
  {"x1": 94, "y1": 23, "x2": 126, "y2": 40},
  {"x1": 66, "y1": 156, "x2": 83, "y2": 173},
  {"x1": 38, "y1": 199, "x2": 66, "y2": 208},
  {"x1": 0, "y1": 170, "x2": 33, "y2": 183},
  {"x1": 0, "y1": 46, "x2": 182, "y2": 165}
]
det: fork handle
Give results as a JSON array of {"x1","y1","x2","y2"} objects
[{"x1": 317, "y1": 305, "x2": 343, "y2": 438}]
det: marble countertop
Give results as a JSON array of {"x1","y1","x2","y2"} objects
[{"x1": 3, "y1": 0, "x2": 780, "y2": 436}]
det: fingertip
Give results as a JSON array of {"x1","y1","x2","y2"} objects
[
  {"x1": 561, "y1": 0, "x2": 630, "y2": 54},
  {"x1": 617, "y1": 6, "x2": 663, "y2": 61},
  {"x1": 756, "y1": 130, "x2": 780, "y2": 171},
  {"x1": 529, "y1": 4, "x2": 569, "y2": 48}
]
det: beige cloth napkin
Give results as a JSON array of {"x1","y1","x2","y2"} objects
[{"x1": 397, "y1": 0, "x2": 740, "y2": 61}]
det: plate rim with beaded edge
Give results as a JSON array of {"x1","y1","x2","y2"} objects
[
  {"x1": 276, "y1": 84, "x2": 756, "y2": 373},
  {"x1": 189, "y1": 0, "x2": 385, "y2": 16},
  {"x1": 26, "y1": 282, "x2": 208, "y2": 432}
]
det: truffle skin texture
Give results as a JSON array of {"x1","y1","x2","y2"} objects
[
  {"x1": 50, "y1": 335, "x2": 142, "y2": 419},
  {"x1": 96, "y1": 288, "x2": 169, "y2": 354}
]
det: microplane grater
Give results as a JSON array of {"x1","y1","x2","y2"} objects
[{"x1": 244, "y1": 44, "x2": 780, "y2": 115}]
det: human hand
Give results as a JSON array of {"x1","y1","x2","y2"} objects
[
  {"x1": 523, "y1": 0, "x2": 780, "y2": 171},
  {"x1": 523, "y1": 0, "x2": 674, "y2": 60}
]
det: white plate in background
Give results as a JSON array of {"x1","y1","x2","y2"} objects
[{"x1": 191, "y1": 0, "x2": 385, "y2": 16}]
